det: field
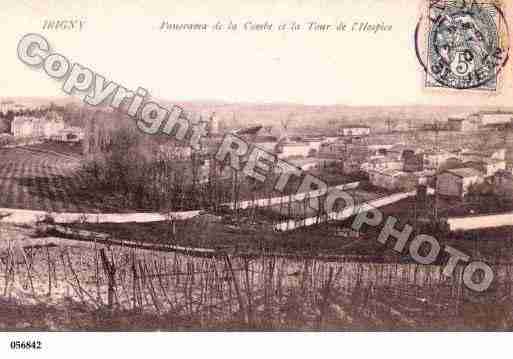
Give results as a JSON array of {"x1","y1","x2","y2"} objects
[
  {"x1": 2, "y1": 137, "x2": 513, "y2": 330},
  {"x1": 1, "y1": 223, "x2": 513, "y2": 330},
  {"x1": 0, "y1": 143, "x2": 131, "y2": 212},
  {"x1": 58, "y1": 192, "x2": 513, "y2": 265}
]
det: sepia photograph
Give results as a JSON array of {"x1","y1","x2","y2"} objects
[{"x1": 0, "y1": 0, "x2": 512, "y2": 357}]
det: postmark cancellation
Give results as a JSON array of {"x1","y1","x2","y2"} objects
[{"x1": 416, "y1": 0, "x2": 510, "y2": 91}]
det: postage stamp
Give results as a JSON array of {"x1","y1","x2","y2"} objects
[{"x1": 416, "y1": 0, "x2": 510, "y2": 91}]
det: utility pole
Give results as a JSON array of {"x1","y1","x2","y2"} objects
[{"x1": 433, "y1": 120, "x2": 441, "y2": 222}]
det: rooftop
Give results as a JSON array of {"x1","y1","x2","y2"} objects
[
  {"x1": 370, "y1": 168, "x2": 405, "y2": 177},
  {"x1": 339, "y1": 125, "x2": 370, "y2": 129},
  {"x1": 389, "y1": 144, "x2": 420, "y2": 153},
  {"x1": 464, "y1": 158, "x2": 506, "y2": 165},
  {"x1": 479, "y1": 111, "x2": 513, "y2": 115},
  {"x1": 444, "y1": 167, "x2": 483, "y2": 178},
  {"x1": 281, "y1": 141, "x2": 310, "y2": 147}
]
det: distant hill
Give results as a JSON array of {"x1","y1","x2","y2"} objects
[
  {"x1": 162, "y1": 101, "x2": 513, "y2": 132},
  {"x1": 4, "y1": 97, "x2": 513, "y2": 132},
  {"x1": 0, "y1": 97, "x2": 81, "y2": 108}
]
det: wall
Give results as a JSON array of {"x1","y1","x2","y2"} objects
[
  {"x1": 437, "y1": 173, "x2": 462, "y2": 197},
  {"x1": 448, "y1": 212, "x2": 513, "y2": 231},
  {"x1": 274, "y1": 190, "x2": 416, "y2": 231},
  {"x1": 227, "y1": 181, "x2": 360, "y2": 210}
]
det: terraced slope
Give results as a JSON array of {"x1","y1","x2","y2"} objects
[{"x1": 0, "y1": 145, "x2": 109, "y2": 212}]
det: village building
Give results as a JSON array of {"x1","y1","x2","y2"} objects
[
  {"x1": 423, "y1": 150, "x2": 455, "y2": 170},
  {"x1": 11, "y1": 116, "x2": 38, "y2": 137},
  {"x1": 319, "y1": 142, "x2": 344, "y2": 158},
  {"x1": 209, "y1": 113, "x2": 219, "y2": 135},
  {"x1": 0, "y1": 101, "x2": 16, "y2": 114},
  {"x1": 44, "y1": 120, "x2": 65, "y2": 139},
  {"x1": 463, "y1": 158, "x2": 506, "y2": 178},
  {"x1": 439, "y1": 156, "x2": 463, "y2": 171},
  {"x1": 478, "y1": 111, "x2": 513, "y2": 128},
  {"x1": 447, "y1": 117, "x2": 480, "y2": 131},
  {"x1": 11, "y1": 112, "x2": 65, "y2": 139},
  {"x1": 338, "y1": 125, "x2": 371, "y2": 137},
  {"x1": 415, "y1": 170, "x2": 436, "y2": 187},
  {"x1": 278, "y1": 142, "x2": 312, "y2": 159},
  {"x1": 493, "y1": 170, "x2": 513, "y2": 200},
  {"x1": 343, "y1": 159, "x2": 362, "y2": 174},
  {"x1": 369, "y1": 169, "x2": 400, "y2": 191},
  {"x1": 253, "y1": 141, "x2": 278, "y2": 154},
  {"x1": 345, "y1": 144, "x2": 369, "y2": 157},
  {"x1": 437, "y1": 168, "x2": 484, "y2": 198},
  {"x1": 361, "y1": 155, "x2": 403, "y2": 174},
  {"x1": 284, "y1": 158, "x2": 338, "y2": 173},
  {"x1": 403, "y1": 152, "x2": 424, "y2": 172},
  {"x1": 490, "y1": 148, "x2": 507, "y2": 160},
  {"x1": 322, "y1": 136, "x2": 340, "y2": 144},
  {"x1": 367, "y1": 143, "x2": 396, "y2": 155},
  {"x1": 340, "y1": 146, "x2": 369, "y2": 173},
  {"x1": 368, "y1": 169, "x2": 418, "y2": 191},
  {"x1": 0, "y1": 101, "x2": 27, "y2": 114},
  {"x1": 459, "y1": 148, "x2": 506, "y2": 161},
  {"x1": 0, "y1": 118, "x2": 10, "y2": 134}
]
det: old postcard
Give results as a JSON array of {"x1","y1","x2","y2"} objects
[{"x1": 0, "y1": 0, "x2": 513, "y2": 351}]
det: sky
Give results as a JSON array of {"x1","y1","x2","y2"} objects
[{"x1": 0, "y1": 0, "x2": 512, "y2": 106}]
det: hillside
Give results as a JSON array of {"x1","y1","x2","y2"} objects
[{"x1": 3, "y1": 97, "x2": 513, "y2": 131}]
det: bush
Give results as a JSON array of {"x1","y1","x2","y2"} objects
[{"x1": 80, "y1": 124, "x2": 212, "y2": 211}]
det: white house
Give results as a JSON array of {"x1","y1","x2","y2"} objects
[
  {"x1": 278, "y1": 142, "x2": 311, "y2": 159},
  {"x1": 11, "y1": 116, "x2": 38, "y2": 137},
  {"x1": 460, "y1": 148, "x2": 506, "y2": 161},
  {"x1": 361, "y1": 156, "x2": 403, "y2": 174},
  {"x1": 478, "y1": 111, "x2": 513, "y2": 127},
  {"x1": 437, "y1": 168, "x2": 484, "y2": 198},
  {"x1": 11, "y1": 112, "x2": 65, "y2": 139},
  {"x1": 368, "y1": 169, "x2": 418, "y2": 191},
  {"x1": 339, "y1": 125, "x2": 371, "y2": 137}
]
